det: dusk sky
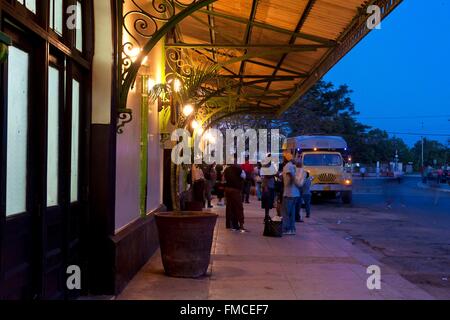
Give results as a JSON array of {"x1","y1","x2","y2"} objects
[{"x1": 324, "y1": 0, "x2": 450, "y2": 146}]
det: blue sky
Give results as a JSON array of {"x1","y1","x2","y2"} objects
[{"x1": 324, "y1": 0, "x2": 450, "y2": 146}]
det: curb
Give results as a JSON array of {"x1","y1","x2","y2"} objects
[{"x1": 417, "y1": 182, "x2": 450, "y2": 193}]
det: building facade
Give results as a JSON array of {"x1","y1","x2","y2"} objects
[
  {"x1": 0, "y1": 0, "x2": 165, "y2": 299},
  {"x1": 0, "y1": 0, "x2": 402, "y2": 299}
]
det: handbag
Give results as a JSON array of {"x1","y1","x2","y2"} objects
[{"x1": 263, "y1": 218, "x2": 283, "y2": 238}]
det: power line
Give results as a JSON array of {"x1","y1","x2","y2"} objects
[
  {"x1": 356, "y1": 115, "x2": 450, "y2": 120},
  {"x1": 387, "y1": 131, "x2": 450, "y2": 137}
]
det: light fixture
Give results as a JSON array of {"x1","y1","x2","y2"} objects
[
  {"x1": 183, "y1": 104, "x2": 194, "y2": 117},
  {"x1": 147, "y1": 78, "x2": 155, "y2": 91},
  {"x1": 128, "y1": 47, "x2": 148, "y2": 65},
  {"x1": 344, "y1": 179, "x2": 352, "y2": 185},
  {"x1": 129, "y1": 47, "x2": 140, "y2": 57},
  {"x1": 314, "y1": 148, "x2": 318, "y2": 151},
  {"x1": 173, "y1": 78, "x2": 182, "y2": 93},
  {"x1": 191, "y1": 120, "x2": 200, "y2": 130}
]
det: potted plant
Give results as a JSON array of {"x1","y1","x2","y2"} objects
[
  {"x1": 155, "y1": 211, "x2": 218, "y2": 278},
  {"x1": 149, "y1": 62, "x2": 225, "y2": 277}
]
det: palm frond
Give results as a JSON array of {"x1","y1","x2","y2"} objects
[{"x1": 149, "y1": 83, "x2": 170, "y2": 103}]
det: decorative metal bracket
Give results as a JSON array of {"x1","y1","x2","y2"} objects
[
  {"x1": 0, "y1": 31, "x2": 12, "y2": 64},
  {"x1": 117, "y1": 0, "x2": 218, "y2": 134}
]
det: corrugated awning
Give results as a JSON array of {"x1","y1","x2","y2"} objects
[{"x1": 165, "y1": 0, "x2": 402, "y2": 117}]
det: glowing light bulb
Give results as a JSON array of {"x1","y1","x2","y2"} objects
[
  {"x1": 147, "y1": 78, "x2": 155, "y2": 91},
  {"x1": 191, "y1": 120, "x2": 200, "y2": 130},
  {"x1": 183, "y1": 104, "x2": 194, "y2": 117},
  {"x1": 129, "y1": 47, "x2": 140, "y2": 57},
  {"x1": 173, "y1": 78, "x2": 182, "y2": 93}
]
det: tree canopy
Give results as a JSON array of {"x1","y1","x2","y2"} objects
[{"x1": 215, "y1": 80, "x2": 448, "y2": 168}]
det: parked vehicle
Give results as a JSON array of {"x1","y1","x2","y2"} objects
[{"x1": 283, "y1": 136, "x2": 353, "y2": 204}]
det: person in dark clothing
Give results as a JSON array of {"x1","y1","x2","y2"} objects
[
  {"x1": 254, "y1": 162, "x2": 263, "y2": 201},
  {"x1": 302, "y1": 172, "x2": 313, "y2": 218},
  {"x1": 261, "y1": 163, "x2": 276, "y2": 223},
  {"x1": 203, "y1": 163, "x2": 216, "y2": 208},
  {"x1": 224, "y1": 163, "x2": 246, "y2": 232},
  {"x1": 215, "y1": 164, "x2": 225, "y2": 206},
  {"x1": 192, "y1": 164, "x2": 206, "y2": 205},
  {"x1": 241, "y1": 158, "x2": 254, "y2": 204},
  {"x1": 295, "y1": 161, "x2": 306, "y2": 223}
]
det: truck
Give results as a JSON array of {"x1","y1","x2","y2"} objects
[{"x1": 283, "y1": 136, "x2": 353, "y2": 204}]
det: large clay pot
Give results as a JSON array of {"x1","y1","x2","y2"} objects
[
  {"x1": 185, "y1": 201, "x2": 204, "y2": 211},
  {"x1": 155, "y1": 212, "x2": 218, "y2": 278}
]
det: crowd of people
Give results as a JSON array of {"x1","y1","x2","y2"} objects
[
  {"x1": 421, "y1": 164, "x2": 450, "y2": 185},
  {"x1": 187, "y1": 151, "x2": 314, "y2": 236}
]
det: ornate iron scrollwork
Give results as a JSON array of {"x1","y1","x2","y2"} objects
[
  {"x1": 117, "y1": 109, "x2": 134, "y2": 134},
  {"x1": 118, "y1": 0, "x2": 217, "y2": 133}
]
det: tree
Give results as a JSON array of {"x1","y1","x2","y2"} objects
[
  {"x1": 356, "y1": 129, "x2": 412, "y2": 164},
  {"x1": 214, "y1": 80, "x2": 418, "y2": 166},
  {"x1": 410, "y1": 139, "x2": 449, "y2": 169}
]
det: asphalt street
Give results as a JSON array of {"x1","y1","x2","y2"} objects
[{"x1": 312, "y1": 177, "x2": 450, "y2": 299}]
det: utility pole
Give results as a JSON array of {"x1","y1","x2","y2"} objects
[{"x1": 421, "y1": 121, "x2": 424, "y2": 169}]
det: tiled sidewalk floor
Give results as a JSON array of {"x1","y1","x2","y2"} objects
[{"x1": 118, "y1": 198, "x2": 434, "y2": 300}]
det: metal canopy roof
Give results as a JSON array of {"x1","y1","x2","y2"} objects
[
  {"x1": 118, "y1": 0, "x2": 403, "y2": 132},
  {"x1": 166, "y1": 0, "x2": 403, "y2": 117}
]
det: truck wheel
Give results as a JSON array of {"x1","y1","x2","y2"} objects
[{"x1": 341, "y1": 191, "x2": 352, "y2": 204}]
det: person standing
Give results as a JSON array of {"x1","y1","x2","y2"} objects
[
  {"x1": 203, "y1": 163, "x2": 216, "y2": 209},
  {"x1": 241, "y1": 157, "x2": 255, "y2": 204},
  {"x1": 215, "y1": 164, "x2": 225, "y2": 206},
  {"x1": 261, "y1": 162, "x2": 276, "y2": 223},
  {"x1": 281, "y1": 152, "x2": 300, "y2": 235},
  {"x1": 224, "y1": 160, "x2": 247, "y2": 232},
  {"x1": 254, "y1": 162, "x2": 263, "y2": 201},
  {"x1": 192, "y1": 164, "x2": 205, "y2": 206},
  {"x1": 360, "y1": 166, "x2": 367, "y2": 180},
  {"x1": 302, "y1": 172, "x2": 313, "y2": 219},
  {"x1": 294, "y1": 160, "x2": 306, "y2": 223}
]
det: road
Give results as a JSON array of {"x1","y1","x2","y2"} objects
[{"x1": 313, "y1": 176, "x2": 450, "y2": 299}]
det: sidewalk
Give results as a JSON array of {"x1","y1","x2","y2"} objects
[{"x1": 117, "y1": 199, "x2": 434, "y2": 300}]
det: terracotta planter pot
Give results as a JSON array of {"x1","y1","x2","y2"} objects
[
  {"x1": 185, "y1": 201, "x2": 204, "y2": 211},
  {"x1": 155, "y1": 212, "x2": 218, "y2": 278}
]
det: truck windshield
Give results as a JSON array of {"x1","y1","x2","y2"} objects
[{"x1": 303, "y1": 154, "x2": 342, "y2": 167}]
